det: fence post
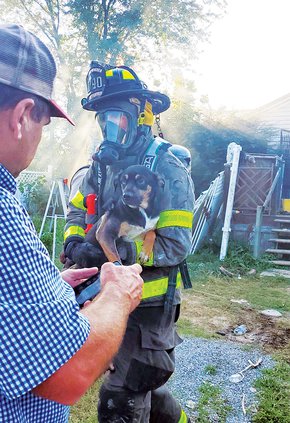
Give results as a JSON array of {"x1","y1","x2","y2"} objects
[{"x1": 253, "y1": 205, "x2": 263, "y2": 259}]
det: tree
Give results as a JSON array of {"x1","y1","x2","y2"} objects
[
  {"x1": 0, "y1": 0, "x2": 227, "y2": 178},
  {"x1": 66, "y1": 0, "x2": 226, "y2": 63}
]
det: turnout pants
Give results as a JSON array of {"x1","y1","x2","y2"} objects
[{"x1": 97, "y1": 306, "x2": 190, "y2": 422}]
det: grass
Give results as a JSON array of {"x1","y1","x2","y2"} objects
[
  {"x1": 252, "y1": 362, "x2": 290, "y2": 423},
  {"x1": 69, "y1": 381, "x2": 102, "y2": 423},
  {"x1": 204, "y1": 364, "x2": 218, "y2": 376},
  {"x1": 196, "y1": 382, "x2": 232, "y2": 423}
]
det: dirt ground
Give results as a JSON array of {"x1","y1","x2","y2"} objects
[
  {"x1": 181, "y1": 293, "x2": 290, "y2": 358},
  {"x1": 222, "y1": 309, "x2": 290, "y2": 349}
]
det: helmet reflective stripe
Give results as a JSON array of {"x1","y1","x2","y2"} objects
[
  {"x1": 105, "y1": 68, "x2": 136, "y2": 81},
  {"x1": 106, "y1": 69, "x2": 113, "y2": 77},
  {"x1": 121, "y1": 69, "x2": 135, "y2": 80}
]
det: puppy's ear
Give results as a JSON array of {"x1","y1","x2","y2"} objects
[
  {"x1": 113, "y1": 170, "x2": 123, "y2": 190},
  {"x1": 157, "y1": 175, "x2": 165, "y2": 190}
]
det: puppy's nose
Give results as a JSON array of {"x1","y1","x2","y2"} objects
[{"x1": 123, "y1": 193, "x2": 134, "y2": 202}]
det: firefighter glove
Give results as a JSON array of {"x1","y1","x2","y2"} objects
[{"x1": 65, "y1": 240, "x2": 107, "y2": 268}]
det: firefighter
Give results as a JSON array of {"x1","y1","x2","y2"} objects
[{"x1": 62, "y1": 62, "x2": 194, "y2": 422}]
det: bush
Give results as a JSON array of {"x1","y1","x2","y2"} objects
[{"x1": 18, "y1": 176, "x2": 50, "y2": 215}]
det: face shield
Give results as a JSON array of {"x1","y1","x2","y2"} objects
[
  {"x1": 97, "y1": 110, "x2": 131, "y2": 146},
  {"x1": 93, "y1": 100, "x2": 139, "y2": 165}
]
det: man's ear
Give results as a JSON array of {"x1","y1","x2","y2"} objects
[{"x1": 10, "y1": 98, "x2": 35, "y2": 140}]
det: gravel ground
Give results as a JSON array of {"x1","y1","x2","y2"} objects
[{"x1": 167, "y1": 337, "x2": 275, "y2": 422}]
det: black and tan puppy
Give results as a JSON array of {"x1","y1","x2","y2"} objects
[{"x1": 85, "y1": 165, "x2": 165, "y2": 264}]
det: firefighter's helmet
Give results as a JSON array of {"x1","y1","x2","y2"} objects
[{"x1": 81, "y1": 62, "x2": 170, "y2": 115}]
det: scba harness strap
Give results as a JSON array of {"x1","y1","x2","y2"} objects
[{"x1": 141, "y1": 136, "x2": 171, "y2": 170}]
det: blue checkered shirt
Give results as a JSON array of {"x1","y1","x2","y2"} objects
[{"x1": 0, "y1": 164, "x2": 91, "y2": 422}]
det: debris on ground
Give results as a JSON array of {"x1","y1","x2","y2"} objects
[
  {"x1": 233, "y1": 324, "x2": 247, "y2": 336},
  {"x1": 242, "y1": 393, "x2": 247, "y2": 416},
  {"x1": 219, "y1": 266, "x2": 235, "y2": 277},
  {"x1": 185, "y1": 400, "x2": 196, "y2": 410},
  {"x1": 229, "y1": 358, "x2": 262, "y2": 383},
  {"x1": 260, "y1": 268, "x2": 290, "y2": 278},
  {"x1": 230, "y1": 299, "x2": 250, "y2": 306},
  {"x1": 260, "y1": 309, "x2": 282, "y2": 317}
]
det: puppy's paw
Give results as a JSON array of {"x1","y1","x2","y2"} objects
[{"x1": 139, "y1": 251, "x2": 149, "y2": 264}]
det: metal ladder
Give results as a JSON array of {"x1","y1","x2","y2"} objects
[{"x1": 39, "y1": 179, "x2": 69, "y2": 261}]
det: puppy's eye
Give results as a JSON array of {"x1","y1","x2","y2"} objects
[{"x1": 135, "y1": 175, "x2": 146, "y2": 188}]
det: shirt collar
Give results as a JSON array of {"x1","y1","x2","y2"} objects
[{"x1": 0, "y1": 164, "x2": 17, "y2": 195}]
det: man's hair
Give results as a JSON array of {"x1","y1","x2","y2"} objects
[{"x1": 0, "y1": 82, "x2": 50, "y2": 122}]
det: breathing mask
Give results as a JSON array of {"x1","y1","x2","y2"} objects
[{"x1": 94, "y1": 100, "x2": 139, "y2": 165}]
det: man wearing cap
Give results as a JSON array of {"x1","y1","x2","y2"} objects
[
  {"x1": 63, "y1": 63, "x2": 194, "y2": 422},
  {"x1": 0, "y1": 24, "x2": 144, "y2": 423}
]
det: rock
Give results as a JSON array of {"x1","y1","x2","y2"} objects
[
  {"x1": 185, "y1": 400, "x2": 196, "y2": 410},
  {"x1": 260, "y1": 309, "x2": 282, "y2": 317}
]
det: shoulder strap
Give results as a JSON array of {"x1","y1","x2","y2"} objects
[{"x1": 141, "y1": 136, "x2": 171, "y2": 171}]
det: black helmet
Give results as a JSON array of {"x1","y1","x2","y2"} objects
[{"x1": 81, "y1": 61, "x2": 170, "y2": 115}]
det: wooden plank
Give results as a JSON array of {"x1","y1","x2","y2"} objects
[
  {"x1": 274, "y1": 219, "x2": 290, "y2": 223},
  {"x1": 274, "y1": 215, "x2": 290, "y2": 218},
  {"x1": 272, "y1": 228, "x2": 290, "y2": 233},
  {"x1": 269, "y1": 238, "x2": 290, "y2": 243},
  {"x1": 266, "y1": 248, "x2": 290, "y2": 254},
  {"x1": 270, "y1": 260, "x2": 290, "y2": 266}
]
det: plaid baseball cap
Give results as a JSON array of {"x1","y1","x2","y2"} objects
[{"x1": 0, "y1": 24, "x2": 74, "y2": 125}]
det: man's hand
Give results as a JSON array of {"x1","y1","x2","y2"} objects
[
  {"x1": 100, "y1": 262, "x2": 143, "y2": 313},
  {"x1": 33, "y1": 262, "x2": 143, "y2": 405},
  {"x1": 65, "y1": 241, "x2": 107, "y2": 267},
  {"x1": 61, "y1": 267, "x2": 99, "y2": 288}
]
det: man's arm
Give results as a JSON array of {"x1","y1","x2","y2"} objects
[{"x1": 32, "y1": 262, "x2": 143, "y2": 405}]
